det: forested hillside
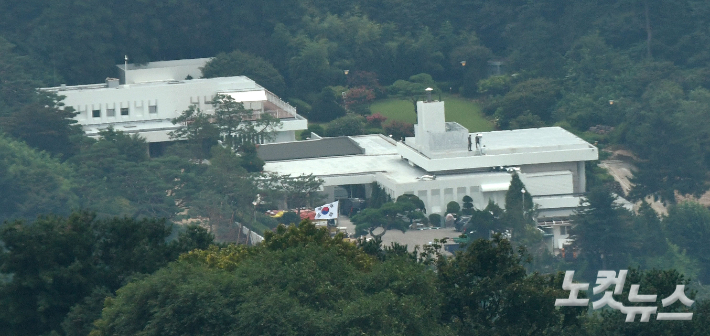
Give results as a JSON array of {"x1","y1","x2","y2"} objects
[
  {"x1": 2, "y1": 2, "x2": 710, "y2": 334},
  {"x1": 2, "y1": 0, "x2": 710, "y2": 200}
]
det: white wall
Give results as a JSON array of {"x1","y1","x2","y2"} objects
[
  {"x1": 417, "y1": 101, "x2": 445, "y2": 134},
  {"x1": 48, "y1": 76, "x2": 305, "y2": 143},
  {"x1": 397, "y1": 141, "x2": 598, "y2": 172},
  {"x1": 60, "y1": 77, "x2": 258, "y2": 125}
]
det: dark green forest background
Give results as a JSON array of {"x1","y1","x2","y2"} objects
[
  {"x1": 3, "y1": 1, "x2": 710, "y2": 335},
  {"x1": 3, "y1": 0, "x2": 710, "y2": 201}
]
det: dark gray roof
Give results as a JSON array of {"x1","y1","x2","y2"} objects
[{"x1": 257, "y1": 137, "x2": 364, "y2": 161}]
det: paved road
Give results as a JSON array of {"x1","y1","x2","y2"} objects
[
  {"x1": 599, "y1": 152, "x2": 669, "y2": 215},
  {"x1": 598, "y1": 159, "x2": 635, "y2": 195},
  {"x1": 337, "y1": 216, "x2": 460, "y2": 254}
]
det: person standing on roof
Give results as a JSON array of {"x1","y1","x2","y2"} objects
[
  {"x1": 468, "y1": 134, "x2": 472, "y2": 151},
  {"x1": 475, "y1": 133, "x2": 482, "y2": 149}
]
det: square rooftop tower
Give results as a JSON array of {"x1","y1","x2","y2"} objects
[
  {"x1": 398, "y1": 100, "x2": 597, "y2": 173},
  {"x1": 411, "y1": 100, "x2": 469, "y2": 155}
]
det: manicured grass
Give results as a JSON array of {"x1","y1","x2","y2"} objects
[
  {"x1": 369, "y1": 95, "x2": 494, "y2": 132},
  {"x1": 369, "y1": 99, "x2": 417, "y2": 124},
  {"x1": 442, "y1": 96, "x2": 494, "y2": 132}
]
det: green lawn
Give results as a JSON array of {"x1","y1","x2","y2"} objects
[{"x1": 369, "y1": 95, "x2": 494, "y2": 132}]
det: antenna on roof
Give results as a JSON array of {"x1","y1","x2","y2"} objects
[
  {"x1": 425, "y1": 87, "x2": 433, "y2": 102},
  {"x1": 124, "y1": 55, "x2": 128, "y2": 84}
]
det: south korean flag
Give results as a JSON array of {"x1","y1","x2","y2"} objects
[{"x1": 315, "y1": 201, "x2": 339, "y2": 220}]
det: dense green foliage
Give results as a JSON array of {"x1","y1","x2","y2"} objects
[
  {"x1": 3, "y1": 1, "x2": 710, "y2": 334},
  {"x1": 0, "y1": 133, "x2": 77, "y2": 222},
  {"x1": 571, "y1": 187, "x2": 636, "y2": 276},
  {"x1": 2, "y1": 0, "x2": 710, "y2": 198},
  {"x1": 0, "y1": 122, "x2": 311, "y2": 241},
  {"x1": 0, "y1": 212, "x2": 213, "y2": 336},
  {"x1": 351, "y1": 194, "x2": 426, "y2": 237},
  {"x1": 570, "y1": 188, "x2": 710, "y2": 284},
  {"x1": 3, "y1": 208, "x2": 710, "y2": 335},
  {"x1": 86, "y1": 220, "x2": 710, "y2": 335},
  {"x1": 201, "y1": 50, "x2": 286, "y2": 95},
  {"x1": 437, "y1": 236, "x2": 581, "y2": 335},
  {"x1": 93, "y1": 227, "x2": 445, "y2": 336}
]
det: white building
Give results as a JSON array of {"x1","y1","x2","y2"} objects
[
  {"x1": 41, "y1": 59, "x2": 307, "y2": 154},
  {"x1": 118, "y1": 57, "x2": 211, "y2": 85},
  {"x1": 259, "y1": 99, "x2": 599, "y2": 220}
]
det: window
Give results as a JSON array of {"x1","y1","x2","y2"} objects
[
  {"x1": 149, "y1": 105, "x2": 157, "y2": 114},
  {"x1": 107, "y1": 108, "x2": 115, "y2": 117},
  {"x1": 92, "y1": 109, "x2": 101, "y2": 118},
  {"x1": 120, "y1": 107, "x2": 129, "y2": 116},
  {"x1": 560, "y1": 226, "x2": 568, "y2": 235}
]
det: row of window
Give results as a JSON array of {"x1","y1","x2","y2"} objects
[{"x1": 91, "y1": 105, "x2": 157, "y2": 118}]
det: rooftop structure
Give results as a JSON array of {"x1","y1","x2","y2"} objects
[
  {"x1": 258, "y1": 137, "x2": 363, "y2": 161},
  {"x1": 260, "y1": 99, "x2": 598, "y2": 222},
  {"x1": 118, "y1": 58, "x2": 211, "y2": 84},
  {"x1": 398, "y1": 100, "x2": 597, "y2": 172},
  {"x1": 41, "y1": 59, "x2": 306, "y2": 147}
]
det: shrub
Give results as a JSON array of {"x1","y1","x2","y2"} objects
[
  {"x1": 344, "y1": 86, "x2": 376, "y2": 114},
  {"x1": 300, "y1": 124, "x2": 325, "y2": 140},
  {"x1": 366, "y1": 112, "x2": 388, "y2": 128},
  {"x1": 428, "y1": 214, "x2": 442, "y2": 227},
  {"x1": 446, "y1": 201, "x2": 461, "y2": 214},
  {"x1": 325, "y1": 114, "x2": 366, "y2": 136},
  {"x1": 462, "y1": 195, "x2": 474, "y2": 215},
  {"x1": 279, "y1": 211, "x2": 301, "y2": 225},
  {"x1": 383, "y1": 120, "x2": 414, "y2": 141}
]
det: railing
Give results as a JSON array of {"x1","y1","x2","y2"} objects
[
  {"x1": 537, "y1": 219, "x2": 572, "y2": 227},
  {"x1": 265, "y1": 90, "x2": 297, "y2": 117},
  {"x1": 241, "y1": 109, "x2": 294, "y2": 121}
]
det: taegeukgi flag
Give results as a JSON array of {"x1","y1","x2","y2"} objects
[{"x1": 315, "y1": 201, "x2": 339, "y2": 220}]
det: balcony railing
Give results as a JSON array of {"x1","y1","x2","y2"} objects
[{"x1": 265, "y1": 90, "x2": 297, "y2": 117}]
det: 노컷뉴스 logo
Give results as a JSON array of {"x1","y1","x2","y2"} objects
[{"x1": 555, "y1": 270, "x2": 694, "y2": 322}]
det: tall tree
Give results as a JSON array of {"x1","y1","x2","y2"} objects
[
  {"x1": 91, "y1": 221, "x2": 446, "y2": 336},
  {"x1": 494, "y1": 78, "x2": 561, "y2": 129},
  {"x1": 627, "y1": 81, "x2": 707, "y2": 202},
  {"x1": 0, "y1": 132, "x2": 77, "y2": 223},
  {"x1": 0, "y1": 37, "x2": 48, "y2": 117},
  {"x1": 2, "y1": 92, "x2": 82, "y2": 159},
  {"x1": 502, "y1": 172, "x2": 534, "y2": 235},
  {"x1": 309, "y1": 87, "x2": 347, "y2": 122},
  {"x1": 169, "y1": 104, "x2": 220, "y2": 160},
  {"x1": 201, "y1": 50, "x2": 286, "y2": 95},
  {"x1": 288, "y1": 39, "x2": 335, "y2": 97},
  {"x1": 664, "y1": 201, "x2": 710, "y2": 282},
  {"x1": 279, "y1": 174, "x2": 324, "y2": 212},
  {"x1": 571, "y1": 187, "x2": 634, "y2": 277},
  {"x1": 211, "y1": 94, "x2": 281, "y2": 149},
  {"x1": 351, "y1": 195, "x2": 425, "y2": 237},
  {"x1": 0, "y1": 211, "x2": 213, "y2": 336},
  {"x1": 70, "y1": 128, "x2": 181, "y2": 219},
  {"x1": 437, "y1": 235, "x2": 584, "y2": 335}
]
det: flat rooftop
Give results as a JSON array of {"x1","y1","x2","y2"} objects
[
  {"x1": 257, "y1": 137, "x2": 364, "y2": 161},
  {"x1": 262, "y1": 128, "x2": 596, "y2": 173},
  {"x1": 41, "y1": 76, "x2": 262, "y2": 93},
  {"x1": 263, "y1": 134, "x2": 415, "y2": 180},
  {"x1": 476, "y1": 127, "x2": 593, "y2": 154},
  {"x1": 119, "y1": 58, "x2": 212, "y2": 71},
  {"x1": 399, "y1": 127, "x2": 597, "y2": 172},
  {"x1": 262, "y1": 134, "x2": 512, "y2": 184}
]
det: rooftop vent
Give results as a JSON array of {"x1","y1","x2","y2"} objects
[
  {"x1": 425, "y1": 87, "x2": 433, "y2": 102},
  {"x1": 106, "y1": 78, "x2": 120, "y2": 88}
]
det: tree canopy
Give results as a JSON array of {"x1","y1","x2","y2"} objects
[
  {"x1": 0, "y1": 212, "x2": 213, "y2": 336},
  {"x1": 202, "y1": 50, "x2": 286, "y2": 95}
]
